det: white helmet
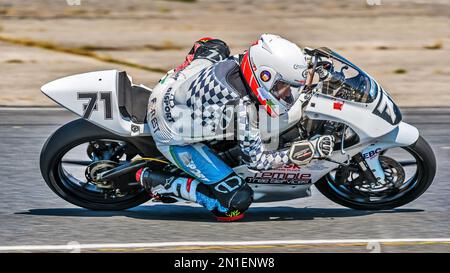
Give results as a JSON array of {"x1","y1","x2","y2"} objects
[{"x1": 240, "y1": 34, "x2": 308, "y2": 117}]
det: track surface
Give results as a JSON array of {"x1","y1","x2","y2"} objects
[{"x1": 0, "y1": 107, "x2": 449, "y2": 252}]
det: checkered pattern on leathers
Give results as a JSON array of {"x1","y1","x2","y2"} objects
[
  {"x1": 238, "y1": 99, "x2": 290, "y2": 170},
  {"x1": 186, "y1": 65, "x2": 240, "y2": 133}
]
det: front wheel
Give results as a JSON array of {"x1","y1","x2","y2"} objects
[{"x1": 315, "y1": 135, "x2": 436, "y2": 210}]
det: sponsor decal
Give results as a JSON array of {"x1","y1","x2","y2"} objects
[
  {"x1": 292, "y1": 146, "x2": 313, "y2": 162},
  {"x1": 333, "y1": 101, "x2": 344, "y2": 111},
  {"x1": 178, "y1": 152, "x2": 208, "y2": 182},
  {"x1": 293, "y1": 64, "x2": 305, "y2": 70},
  {"x1": 278, "y1": 164, "x2": 301, "y2": 171},
  {"x1": 302, "y1": 69, "x2": 309, "y2": 78},
  {"x1": 290, "y1": 142, "x2": 314, "y2": 165},
  {"x1": 363, "y1": 148, "x2": 382, "y2": 160},
  {"x1": 293, "y1": 150, "x2": 312, "y2": 161},
  {"x1": 260, "y1": 70, "x2": 271, "y2": 82},
  {"x1": 148, "y1": 97, "x2": 160, "y2": 132},
  {"x1": 163, "y1": 88, "x2": 175, "y2": 122},
  {"x1": 247, "y1": 172, "x2": 312, "y2": 185}
]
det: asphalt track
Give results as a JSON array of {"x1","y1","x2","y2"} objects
[{"x1": 0, "y1": 107, "x2": 449, "y2": 253}]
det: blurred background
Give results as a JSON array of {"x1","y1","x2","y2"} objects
[{"x1": 0, "y1": 0, "x2": 448, "y2": 107}]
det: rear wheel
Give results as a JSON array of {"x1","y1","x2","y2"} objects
[
  {"x1": 315, "y1": 136, "x2": 436, "y2": 210},
  {"x1": 40, "y1": 119, "x2": 161, "y2": 210}
]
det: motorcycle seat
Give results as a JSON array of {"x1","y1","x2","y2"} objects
[{"x1": 117, "y1": 71, "x2": 151, "y2": 124}]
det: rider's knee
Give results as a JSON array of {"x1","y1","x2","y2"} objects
[
  {"x1": 212, "y1": 175, "x2": 254, "y2": 212},
  {"x1": 229, "y1": 183, "x2": 254, "y2": 212}
]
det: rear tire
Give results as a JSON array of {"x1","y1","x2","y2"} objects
[
  {"x1": 40, "y1": 118, "x2": 152, "y2": 210},
  {"x1": 315, "y1": 135, "x2": 436, "y2": 210}
]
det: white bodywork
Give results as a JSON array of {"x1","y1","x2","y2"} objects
[
  {"x1": 41, "y1": 70, "x2": 419, "y2": 203},
  {"x1": 41, "y1": 70, "x2": 151, "y2": 136}
]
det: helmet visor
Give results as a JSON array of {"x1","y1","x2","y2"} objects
[{"x1": 270, "y1": 80, "x2": 302, "y2": 106}]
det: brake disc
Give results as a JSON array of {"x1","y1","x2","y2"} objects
[
  {"x1": 379, "y1": 155, "x2": 406, "y2": 188},
  {"x1": 353, "y1": 155, "x2": 405, "y2": 194}
]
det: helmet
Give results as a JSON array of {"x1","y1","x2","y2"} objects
[{"x1": 240, "y1": 34, "x2": 308, "y2": 117}]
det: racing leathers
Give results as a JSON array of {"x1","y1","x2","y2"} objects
[{"x1": 138, "y1": 38, "x2": 333, "y2": 221}]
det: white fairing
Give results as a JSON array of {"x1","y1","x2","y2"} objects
[
  {"x1": 41, "y1": 70, "x2": 148, "y2": 136},
  {"x1": 235, "y1": 88, "x2": 419, "y2": 202},
  {"x1": 306, "y1": 94, "x2": 390, "y2": 140}
]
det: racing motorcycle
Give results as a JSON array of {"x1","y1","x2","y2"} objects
[{"x1": 39, "y1": 47, "x2": 436, "y2": 211}]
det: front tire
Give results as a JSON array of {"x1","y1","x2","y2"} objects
[
  {"x1": 315, "y1": 135, "x2": 436, "y2": 210},
  {"x1": 40, "y1": 118, "x2": 153, "y2": 210}
]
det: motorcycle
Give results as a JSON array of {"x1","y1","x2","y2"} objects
[{"x1": 39, "y1": 47, "x2": 436, "y2": 211}]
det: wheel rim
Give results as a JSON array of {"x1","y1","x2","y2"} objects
[
  {"x1": 325, "y1": 145, "x2": 424, "y2": 205},
  {"x1": 54, "y1": 138, "x2": 147, "y2": 204}
]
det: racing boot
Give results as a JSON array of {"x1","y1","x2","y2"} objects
[
  {"x1": 135, "y1": 167, "x2": 197, "y2": 203},
  {"x1": 204, "y1": 175, "x2": 253, "y2": 222},
  {"x1": 136, "y1": 168, "x2": 252, "y2": 222}
]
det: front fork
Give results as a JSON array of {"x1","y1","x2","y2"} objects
[
  {"x1": 353, "y1": 146, "x2": 385, "y2": 185},
  {"x1": 350, "y1": 121, "x2": 420, "y2": 185}
]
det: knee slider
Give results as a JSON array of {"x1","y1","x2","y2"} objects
[
  {"x1": 229, "y1": 183, "x2": 254, "y2": 212},
  {"x1": 211, "y1": 175, "x2": 254, "y2": 212}
]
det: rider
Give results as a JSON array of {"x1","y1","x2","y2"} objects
[{"x1": 136, "y1": 34, "x2": 335, "y2": 221}]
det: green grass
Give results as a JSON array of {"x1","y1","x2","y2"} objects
[
  {"x1": 393, "y1": 68, "x2": 407, "y2": 74},
  {"x1": 158, "y1": 7, "x2": 172, "y2": 13},
  {"x1": 0, "y1": 35, "x2": 167, "y2": 73},
  {"x1": 78, "y1": 45, "x2": 120, "y2": 51},
  {"x1": 375, "y1": 45, "x2": 394, "y2": 50},
  {"x1": 144, "y1": 40, "x2": 183, "y2": 51},
  {"x1": 79, "y1": 41, "x2": 183, "y2": 52},
  {"x1": 5, "y1": 59, "x2": 24, "y2": 64},
  {"x1": 423, "y1": 41, "x2": 443, "y2": 50}
]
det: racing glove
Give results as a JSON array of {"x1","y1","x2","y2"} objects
[
  {"x1": 289, "y1": 135, "x2": 335, "y2": 165},
  {"x1": 313, "y1": 135, "x2": 335, "y2": 158}
]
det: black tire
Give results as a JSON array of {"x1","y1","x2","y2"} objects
[
  {"x1": 40, "y1": 118, "x2": 155, "y2": 210},
  {"x1": 315, "y1": 135, "x2": 436, "y2": 210}
]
